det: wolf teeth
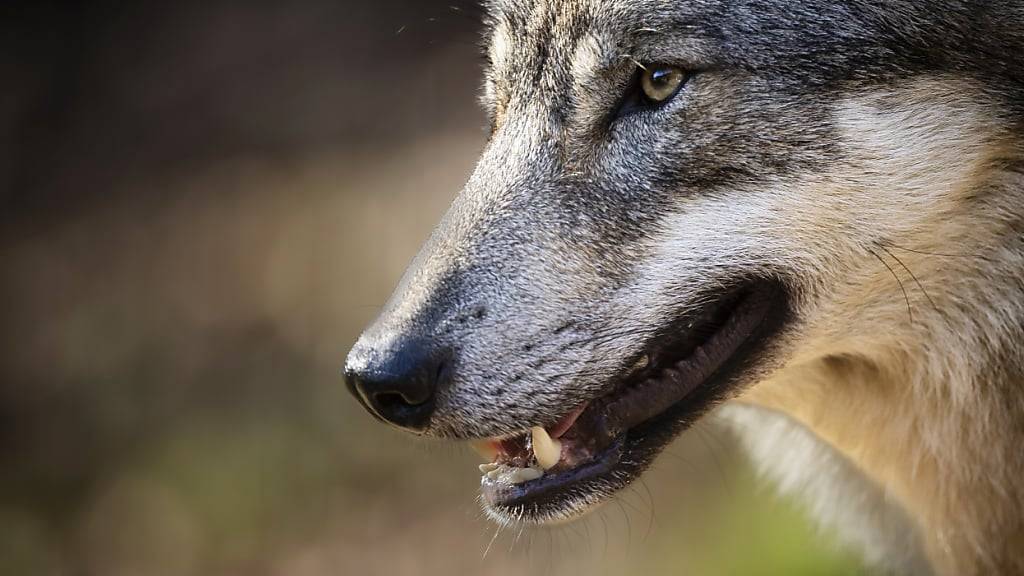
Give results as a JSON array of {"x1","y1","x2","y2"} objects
[
  {"x1": 481, "y1": 464, "x2": 544, "y2": 484},
  {"x1": 531, "y1": 426, "x2": 562, "y2": 470},
  {"x1": 515, "y1": 467, "x2": 543, "y2": 482},
  {"x1": 474, "y1": 427, "x2": 560, "y2": 484}
]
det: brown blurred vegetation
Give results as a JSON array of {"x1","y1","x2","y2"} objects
[{"x1": 0, "y1": 2, "x2": 864, "y2": 574}]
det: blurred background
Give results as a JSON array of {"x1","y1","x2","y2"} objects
[{"x1": 0, "y1": 2, "x2": 866, "y2": 574}]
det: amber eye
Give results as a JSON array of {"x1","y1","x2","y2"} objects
[{"x1": 640, "y1": 64, "x2": 687, "y2": 104}]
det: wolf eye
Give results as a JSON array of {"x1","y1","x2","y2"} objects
[
  {"x1": 640, "y1": 65, "x2": 687, "y2": 104},
  {"x1": 615, "y1": 63, "x2": 689, "y2": 119}
]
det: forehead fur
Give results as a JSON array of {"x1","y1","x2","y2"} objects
[{"x1": 483, "y1": 0, "x2": 1024, "y2": 104}]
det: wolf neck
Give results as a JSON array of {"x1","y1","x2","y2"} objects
[
  {"x1": 739, "y1": 353, "x2": 1024, "y2": 575},
  {"x1": 739, "y1": 176, "x2": 1024, "y2": 576}
]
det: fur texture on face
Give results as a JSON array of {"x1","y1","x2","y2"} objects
[{"x1": 347, "y1": 1, "x2": 1024, "y2": 573}]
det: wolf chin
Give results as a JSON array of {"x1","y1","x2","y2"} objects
[{"x1": 344, "y1": 1, "x2": 1024, "y2": 574}]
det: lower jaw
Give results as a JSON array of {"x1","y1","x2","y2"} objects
[{"x1": 481, "y1": 280, "x2": 789, "y2": 524}]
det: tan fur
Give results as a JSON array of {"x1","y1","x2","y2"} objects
[
  {"x1": 731, "y1": 80, "x2": 1024, "y2": 575},
  {"x1": 720, "y1": 403, "x2": 935, "y2": 574}
]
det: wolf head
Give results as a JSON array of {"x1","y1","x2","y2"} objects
[{"x1": 346, "y1": 0, "x2": 1024, "y2": 525}]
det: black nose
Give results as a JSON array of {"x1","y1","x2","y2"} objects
[{"x1": 344, "y1": 337, "x2": 449, "y2": 431}]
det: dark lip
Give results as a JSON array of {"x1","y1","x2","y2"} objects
[
  {"x1": 481, "y1": 437, "x2": 626, "y2": 509},
  {"x1": 482, "y1": 280, "x2": 789, "y2": 521}
]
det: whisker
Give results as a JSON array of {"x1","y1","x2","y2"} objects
[
  {"x1": 482, "y1": 520, "x2": 503, "y2": 559},
  {"x1": 882, "y1": 241, "x2": 986, "y2": 260},
  {"x1": 880, "y1": 245, "x2": 941, "y2": 315},
  {"x1": 694, "y1": 426, "x2": 733, "y2": 498},
  {"x1": 599, "y1": 508, "x2": 611, "y2": 560},
  {"x1": 870, "y1": 248, "x2": 914, "y2": 324},
  {"x1": 614, "y1": 497, "x2": 633, "y2": 552}
]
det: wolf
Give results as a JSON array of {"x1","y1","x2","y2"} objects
[{"x1": 344, "y1": 1, "x2": 1024, "y2": 573}]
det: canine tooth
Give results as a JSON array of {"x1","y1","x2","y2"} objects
[
  {"x1": 531, "y1": 426, "x2": 562, "y2": 470},
  {"x1": 479, "y1": 463, "x2": 500, "y2": 473},
  {"x1": 471, "y1": 440, "x2": 499, "y2": 461}
]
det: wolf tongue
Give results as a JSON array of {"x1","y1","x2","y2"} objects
[{"x1": 471, "y1": 440, "x2": 500, "y2": 461}]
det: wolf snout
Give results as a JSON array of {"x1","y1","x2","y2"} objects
[{"x1": 344, "y1": 336, "x2": 452, "y2": 432}]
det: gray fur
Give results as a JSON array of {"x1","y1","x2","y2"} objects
[{"x1": 347, "y1": 2, "x2": 1024, "y2": 573}]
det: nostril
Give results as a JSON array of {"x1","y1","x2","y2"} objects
[
  {"x1": 374, "y1": 391, "x2": 421, "y2": 410},
  {"x1": 370, "y1": 386, "x2": 435, "y2": 431},
  {"x1": 375, "y1": 387, "x2": 431, "y2": 408},
  {"x1": 344, "y1": 337, "x2": 453, "y2": 431}
]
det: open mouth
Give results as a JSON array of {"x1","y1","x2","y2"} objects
[{"x1": 472, "y1": 280, "x2": 788, "y2": 523}]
